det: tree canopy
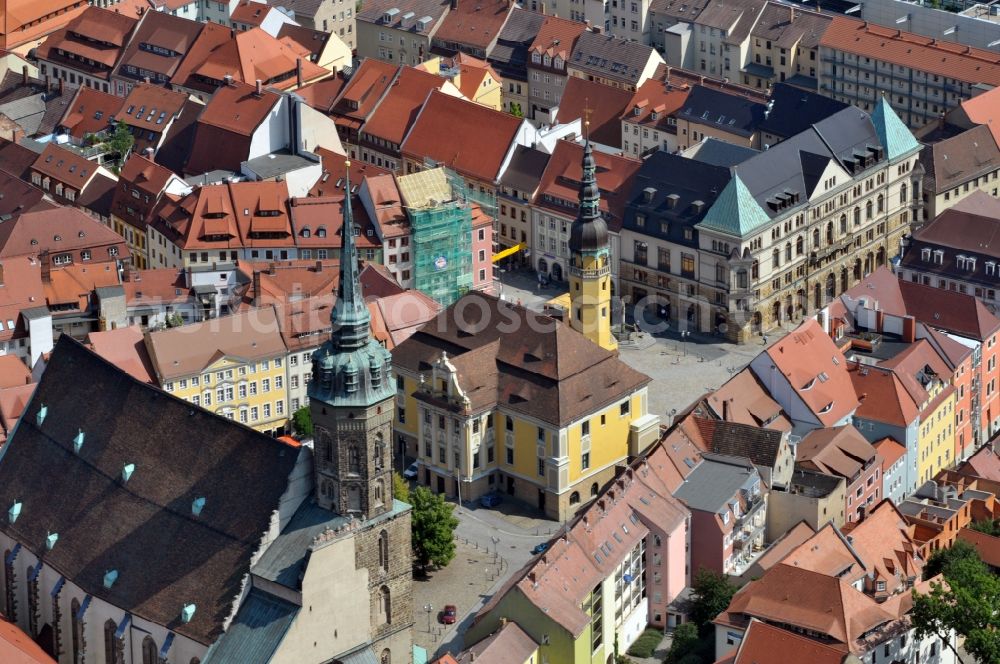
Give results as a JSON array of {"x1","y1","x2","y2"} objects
[
  {"x1": 689, "y1": 568, "x2": 737, "y2": 633},
  {"x1": 410, "y1": 486, "x2": 459, "y2": 570},
  {"x1": 912, "y1": 540, "x2": 1000, "y2": 664}
]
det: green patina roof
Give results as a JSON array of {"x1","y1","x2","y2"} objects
[
  {"x1": 871, "y1": 96, "x2": 919, "y2": 161},
  {"x1": 697, "y1": 173, "x2": 771, "y2": 238}
]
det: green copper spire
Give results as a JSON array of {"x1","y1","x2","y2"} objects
[
  {"x1": 569, "y1": 136, "x2": 609, "y2": 253},
  {"x1": 331, "y1": 161, "x2": 371, "y2": 351}
]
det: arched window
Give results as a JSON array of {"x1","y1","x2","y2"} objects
[
  {"x1": 839, "y1": 214, "x2": 847, "y2": 235},
  {"x1": 812, "y1": 228, "x2": 820, "y2": 248},
  {"x1": 826, "y1": 221, "x2": 834, "y2": 244},
  {"x1": 104, "y1": 619, "x2": 121, "y2": 664},
  {"x1": 795, "y1": 237, "x2": 803, "y2": 256},
  {"x1": 590, "y1": 482, "x2": 599, "y2": 496},
  {"x1": 142, "y1": 635, "x2": 157, "y2": 664},
  {"x1": 381, "y1": 649, "x2": 391, "y2": 664},
  {"x1": 374, "y1": 432, "x2": 384, "y2": 470},
  {"x1": 772, "y1": 248, "x2": 780, "y2": 268},
  {"x1": 853, "y1": 207, "x2": 861, "y2": 226},
  {"x1": 348, "y1": 446, "x2": 360, "y2": 473},
  {"x1": 71, "y1": 598, "x2": 81, "y2": 662},
  {"x1": 866, "y1": 200, "x2": 873, "y2": 220},
  {"x1": 877, "y1": 194, "x2": 884, "y2": 213},
  {"x1": 784, "y1": 242, "x2": 791, "y2": 262},
  {"x1": 378, "y1": 530, "x2": 389, "y2": 572},
  {"x1": 569, "y1": 491, "x2": 580, "y2": 505},
  {"x1": 379, "y1": 586, "x2": 391, "y2": 624},
  {"x1": 374, "y1": 479, "x2": 384, "y2": 506},
  {"x1": 900, "y1": 183, "x2": 908, "y2": 204}
]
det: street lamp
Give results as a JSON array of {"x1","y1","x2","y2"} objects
[{"x1": 424, "y1": 604, "x2": 434, "y2": 632}]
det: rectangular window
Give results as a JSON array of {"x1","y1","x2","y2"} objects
[
  {"x1": 506, "y1": 447, "x2": 514, "y2": 464},
  {"x1": 582, "y1": 452, "x2": 590, "y2": 470},
  {"x1": 620, "y1": 400, "x2": 631, "y2": 416}
]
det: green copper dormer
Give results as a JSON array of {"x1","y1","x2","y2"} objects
[
  {"x1": 871, "y1": 96, "x2": 919, "y2": 162},
  {"x1": 309, "y1": 161, "x2": 395, "y2": 408},
  {"x1": 570, "y1": 137, "x2": 609, "y2": 254},
  {"x1": 330, "y1": 162, "x2": 371, "y2": 352}
]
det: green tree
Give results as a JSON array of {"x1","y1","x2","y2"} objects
[
  {"x1": 410, "y1": 486, "x2": 459, "y2": 571},
  {"x1": 689, "y1": 569, "x2": 736, "y2": 634},
  {"x1": 665, "y1": 622, "x2": 700, "y2": 664},
  {"x1": 509, "y1": 103, "x2": 523, "y2": 118},
  {"x1": 291, "y1": 406, "x2": 313, "y2": 436},
  {"x1": 107, "y1": 121, "x2": 134, "y2": 167},
  {"x1": 970, "y1": 519, "x2": 1000, "y2": 537},
  {"x1": 924, "y1": 539, "x2": 979, "y2": 579},
  {"x1": 912, "y1": 540, "x2": 1000, "y2": 664},
  {"x1": 393, "y1": 471, "x2": 411, "y2": 504}
]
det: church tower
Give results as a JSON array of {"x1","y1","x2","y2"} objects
[
  {"x1": 568, "y1": 133, "x2": 617, "y2": 350},
  {"x1": 309, "y1": 162, "x2": 396, "y2": 521}
]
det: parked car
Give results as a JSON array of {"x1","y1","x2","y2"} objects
[
  {"x1": 403, "y1": 462, "x2": 419, "y2": 479},
  {"x1": 480, "y1": 493, "x2": 502, "y2": 507},
  {"x1": 441, "y1": 605, "x2": 457, "y2": 625},
  {"x1": 531, "y1": 542, "x2": 549, "y2": 555}
]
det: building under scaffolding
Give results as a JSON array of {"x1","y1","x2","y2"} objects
[{"x1": 396, "y1": 167, "x2": 476, "y2": 306}]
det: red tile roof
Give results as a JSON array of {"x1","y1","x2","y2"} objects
[
  {"x1": 85, "y1": 325, "x2": 156, "y2": 383},
  {"x1": 331, "y1": 59, "x2": 398, "y2": 124},
  {"x1": 529, "y1": 15, "x2": 586, "y2": 61},
  {"x1": 31, "y1": 143, "x2": 100, "y2": 189},
  {"x1": 730, "y1": 619, "x2": 848, "y2": 664},
  {"x1": 295, "y1": 74, "x2": 348, "y2": 113},
  {"x1": 117, "y1": 82, "x2": 188, "y2": 134},
  {"x1": 957, "y1": 527, "x2": 1000, "y2": 569},
  {"x1": 557, "y1": 76, "x2": 633, "y2": 148},
  {"x1": 849, "y1": 363, "x2": 919, "y2": 427},
  {"x1": 230, "y1": 0, "x2": 272, "y2": 26},
  {"x1": 0, "y1": 0, "x2": 88, "y2": 51},
  {"x1": 169, "y1": 21, "x2": 231, "y2": 91},
  {"x1": 195, "y1": 27, "x2": 327, "y2": 90},
  {"x1": 960, "y1": 86, "x2": 1000, "y2": 147},
  {"x1": 0, "y1": 205, "x2": 128, "y2": 260},
  {"x1": 0, "y1": 256, "x2": 44, "y2": 344},
  {"x1": 873, "y1": 437, "x2": 906, "y2": 468},
  {"x1": 433, "y1": 0, "x2": 514, "y2": 51},
  {"x1": 59, "y1": 85, "x2": 119, "y2": 139},
  {"x1": 401, "y1": 88, "x2": 524, "y2": 182},
  {"x1": 764, "y1": 319, "x2": 859, "y2": 427},
  {"x1": 796, "y1": 425, "x2": 878, "y2": 481},
  {"x1": 0, "y1": 617, "x2": 56, "y2": 663},
  {"x1": 623, "y1": 78, "x2": 690, "y2": 132},
  {"x1": 362, "y1": 67, "x2": 449, "y2": 146},
  {"x1": 35, "y1": 7, "x2": 137, "y2": 75},
  {"x1": 820, "y1": 16, "x2": 1000, "y2": 87},
  {"x1": 0, "y1": 355, "x2": 31, "y2": 389}
]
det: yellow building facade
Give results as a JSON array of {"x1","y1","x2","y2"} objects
[
  {"x1": 145, "y1": 308, "x2": 292, "y2": 436},
  {"x1": 917, "y1": 382, "x2": 957, "y2": 483}
]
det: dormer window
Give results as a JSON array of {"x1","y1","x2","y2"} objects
[
  {"x1": 957, "y1": 255, "x2": 966, "y2": 270},
  {"x1": 543, "y1": 55, "x2": 551, "y2": 66},
  {"x1": 317, "y1": 226, "x2": 327, "y2": 238},
  {"x1": 967, "y1": 257, "x2": 977, "y2": 271},
  {"x1": 532, "y1": 52, "x2": 541, "y2": 64},
  {"x1": 651, "y1": 111, "x2": 658, "y2": 121},
  {"x1": 876, "y1": 580, "x2": 886, "y2": 592},
  {"x1": 922, "y1": 248, "x2": 931, "y2": 261},
  {"x1": 554, "y1": 56, "x2": 563, "y2": 69},
  {"x1": 634, "y1": 106, "x2": 641, "y2": 116},
  {"x1": 933, "y1": 249, "x2": 944, "y2": 265},
  {"x1": 301, "y1": 226, "x2": 311, "y2": 238},
  {"x1": 987, "y1": 261, "x2": 996, "y2": 276}
]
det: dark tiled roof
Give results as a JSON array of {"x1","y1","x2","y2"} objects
[
  {"x1": 696, "y1": 417, "x2": 785, "y2": 468},
  {"x1": 0, "y1": 336, "x2": 300, "y2": 644},
  {"x1": 498, "y1": 145, "x2": 549, "y2": 194},
  {"x1": 392, "y1": 292, "x2": 650, "y2": 426},
  {"x1": 757, "y1": 83, "x2": 849, "y2": 140},
  {"x1": 488, "y1": 7, "x2": 545, "y2": 79},
  {"x1": 920, "y1": 124, "x2": 1000, "y2": 194},
  {"x1": 648, "y1": 0, "x2": 709, "y2": 22},
  {"x1": 356, "y1": 0, "x2": 450, "y2": 35},
  {"x1": 112, "y1": 10, "x2": 202, "y2": 82},
  {"x1": 679, "y1": 84, "x2": 766, "y2": 139},
  {"x1": 569, "y1": 31, "x2": 658, "y2": 86},
  {"x1": 0, "y1": 137, "x2": 42, "y2": 179}
]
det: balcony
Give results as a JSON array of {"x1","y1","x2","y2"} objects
[{"x1": 568, "y1": 263, "x2": 612, "y2": 279}]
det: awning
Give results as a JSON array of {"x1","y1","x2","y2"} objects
[
  {"x1": 76, "y1": 595, "x2": 92, "y2": 621},
  {"x1": 545, "y1": 292, "x2": 571, "y2": 310},
  {"x1": 115, "y1": 614, "x2": 131, "y2": 639},
  {"x1": 492, "y1": 242, "x2": 526, "y2": 262},
  {"x1": 159, "y1": 633, "x2": 175, "y2": 659}
]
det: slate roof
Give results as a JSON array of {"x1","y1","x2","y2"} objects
[
  {"x1": 569, "y1": 31, "x2": 659, "y2": 86},
  {"x1": 0, "y1": 336, "x2": 301, "y2": 644},
  {"x1": 678, "y1": 84, "x2": 765, "y2": 138},
  {"x1": 682, "y1": 137, "x2": 757, "y2": 167},
  {"x1": 673, "y1": 453, "x2": 760, "y2": 513},
  {"x1": 920, "y1": 124, "x2": 1000, "y2": 194},
  {"x1": 487, "y1": 7, "x2": 545, "y2": 80},
  {"x1": 757, "y1": 83, "x2": 849, "y2": 141},
  {"x1": 498, "y1": 144, "x2": 550, "y2": 194},
  {"x1": 201, "y1": 588, "x2": 299, "y2": 663},
  {"x1": 392, "y1": 292, "x2": 650, "y2": 426},
  {"x1": 693, "y1": 417, "x2": 785, "y2": 469},
  {"x1": 356, "y1": 0, "x2": 450, "y2": 36},
  {"x1": 648, "y1": 0, "x2": 709, "y2": 22}
]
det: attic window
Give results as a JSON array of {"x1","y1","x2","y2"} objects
[
  {"x1": 302, "y1": 227, "x2": 311, "y2": 238},
  {"x1": 317, "y1": 227, "x2": 327, "y2": 238},
  {"x1": 94, "y1": 111, "x2": 103, "y2": 120},
  {"x1": 817, "y1": 372, "x2": 829, "y2": 382},
  {"x1": 921, "y1": 248, "x2": 931, "y2": 261},
  {"x1": 933, "y1": 249, "x2": 944, "y2": 265},
  {"x1": 819, "y1": 402, "x2": 834, "y2": 414},
  {"x1": 244, "y1": 208, "x2": 250, "y2": 216}
]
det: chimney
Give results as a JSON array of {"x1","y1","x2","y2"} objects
[
  {"x1": 252, "y1": 269, "x2": 262, "y2": 306},
  {"x1": 296, "y1": 58, "x2": 304, "y2": 88},
  {"x1": 21, "y1": 65, "x2": 28, "y2": 86},
  {"x1": 144, "y1": 147, "x2": 154, "y2": 157},
  {"x1": 255, "y1": 78, "x2": 263, "y2": 96},
  {"x1": 902, "y1": 315, "x2": 916, "y2": 343}
]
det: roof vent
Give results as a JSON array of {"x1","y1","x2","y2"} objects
[
  {"x1": 36, "y1": 405, "x2": 47, "y2": 426},
  {"x1": 73, "y1": 430, "x2": 85, "y2": 454},
  {"x1": 192, "y1": 497, "x2": 206, "y2": 516},
  {"x1": 103, "y1": 569, "x2": 118, "y2": 589},
  {"x1": 181, "y1": 604, "x2": 196, "y2": 623},
  {"x1": 121, "y1": 463, "x2": 135, "y2": 483},
  {"x1": 8, "y1": 501, "x2": 21, "y2": 524},
  {"x1": 46, "y1": 532, "x2": 58, "y2": 550}
]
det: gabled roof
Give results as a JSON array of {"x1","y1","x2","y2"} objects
[
  {"x1": 757, "y1": 83, "x2": 848, "y2": 140},
  {"x1": 59, "y1": 85, "x2": 119, "y2": 139},
  {"x1": 392, "y1": 292, "x2": 650, "y2": 426},
  {"x1": 35, "y1": 7, "x2": 138, "y2": 76},
  {"x1": 0, "y1": 616, "x2": 56, "y2": 663},
  {"x1": 433, "y1": 0, "x2": 513, "y2": 51},
  {"x1": 528, "y1": 14, "x2": 586, "y2": 61},
  {"x1": 112, "y1": 9, "x2": 204, "y2": 82},
  {"x1": 762, "y1": 319, "x2": 859, "y2": 427},
  {"x1": 959, "y1": 445, "x2": 1000, "y2": 482},
  {"x1": 697, "y1": 173, "x2": 770, "y2": 238},
  {"x1": 622, "y1": 77, "x2": 689, "y2": 134},
  {"x1": 557, "y1": 76, "x2": 633, "y2": 148},
  {"x1": 849, "y1": 362, "x2": 919, "y2": 428},
  {"x1": 691, "y1": 417, "x2": 786, "y2": 470},
  {"x1": 959, "y1": 85, "x2": 1000, "y2": 147},
  {"x1": 31, "y1": 142, "x2": 99, "y2": 188},
  {"x1": 921, "y1": 124, "x2": 1000, "y2": 193},
  {"x1": 569, "y1": 31, "x2": 660, "y2": 86},
  {"x1": 871, "y1": 96, "x2": 920, "y2": 161},
  {"x1": 0, "y1": 0, "x2": 88, "y2": 51},
  {"x1": 361, "y1": 66, "x2": 449, "y2": 145},
  {"x1": 0, "y1": 205, "x2": 127, "y2": 259},
  {"x1": 0, "y1": 336, "x2": 300, "y2": 644},
  {"x1": 679, "y1": 84, "x2": 765, "y2": 138},
  {"x1": 730, "y1": 619, "x2": 849, "y2": 664},
  {"x1": 704, "y1": 368, "x2": 791, "y2": 432},
  {"x1": 534, "y1": 139, "x2": 641, "y2": 232},
  {"x1": 86, "y1": 325, "x2": 156, "y2": 383},
  {"x1": 401, "y1": 89, "x2": 523, "y2": 182},
  {"x1": 796, "y1": 425, "x2": 878, "y2": 481},
  {"x1": 456, "y1": 621, "x2": 538, "y2": 664},
  {"x1": 356, "y1": 0, "x2": 450, "y2": 36}
]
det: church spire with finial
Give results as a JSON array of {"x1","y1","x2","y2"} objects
[
  {"x1": 570, "y1": 112, "x2": 608, "y2": 254},
  {"x1": 330, "y1": 160, "x2": 371, "y2": 351}
]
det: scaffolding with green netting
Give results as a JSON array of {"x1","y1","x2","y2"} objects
[{"x1": 397, "y1": 167, "x2": 478, "y2": 306}]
